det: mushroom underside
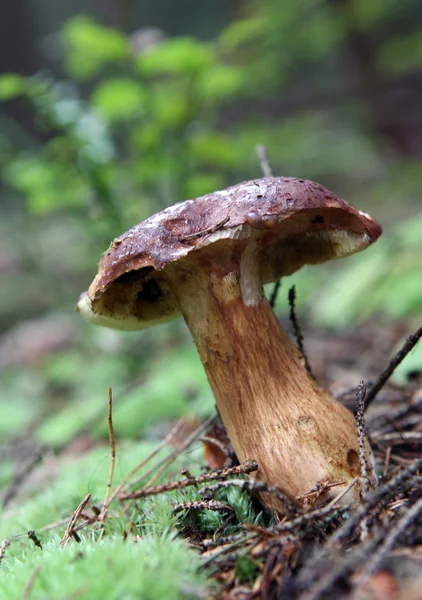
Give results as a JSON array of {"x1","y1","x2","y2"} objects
[{"x1": 83, "y1": 225, "x2": 371, "y2": 330}]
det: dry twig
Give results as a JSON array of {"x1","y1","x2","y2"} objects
[
  {"x1": 119, "y1": 460, "x2": 258, "y2": 501},
  {"x1": 355, "y1": 495, "x2": 422, "y2": 592},
  {"x1": 298, "y1": 458, "x2": 422, "y2": 592},
  {"x1": 256, "y1": 144, "x2": 273, "y2": 178},
  {"x1": 256, "y1": 143, "x2": 282, "y2": 310},
  {"x1": 269, "y1": 280, "x2": 281, "y2": 308},
  {"x1": 0, "y1": 538, "x2": 10, "y2": 565},
  {"x1": 296, "y1": 480, "x2": 346, "y2": 504},
  {"x1": 22, "y1": 564, "x2": 43, "y2": 600},
  {"x1": 27, "y1": 531, "x2": 42, "y2": 550},
  {"x1": 104, "y1": 417, "x2": 187, "y2": 510},
  {"x1": 365, "y1": 325, "x2": 422, "y2": 409},
  {"x1": 60, "y1": 494, "x2": 91, "y2": 548},
  {"x1": 100, "y1": 388, "x2": 116, "y2": 522},
  {"x1": 288, "y1": 285, "x2": 312, "y2": 376},
  {"x1": 355, "y1": 382, "x2": 370, "y2": 498},
  {"x1": 131, "y1": 415, "x2": 216, "y2": 490},
  {"x1": 173, "y1": 500, "x2": 233, "y2": 513},
  {"x1": 299, "y1": 533, "x2": 383, "y2": 600},
  {"x1": 271, "y1": 503, "x2": 350, "y2": 536},
  {"x1": 200, "y1": 477, "x2": 297, "y2": 515}
]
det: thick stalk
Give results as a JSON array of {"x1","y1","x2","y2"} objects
[{"x1": 168, "y1": 255, "x2": 369, "y2": 509}]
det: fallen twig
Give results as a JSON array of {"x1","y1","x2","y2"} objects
[
  {"x1": 0, "y1": 538, "x2": 10, "y2": 565},
  {"x1": 269, "y1": 280, "x2": 281, "y2": 308},
  {"x1": 60, "y1": 493, "x2": 91, "y2": 548},
  {"x1": 296, "y1": 480, "x2": 347, "y2": 504},
  {"x1": 365, "y1": 325, "x2": 422, "y2": 409},
  {"x1": 201, "y1": 533, "x2": 245, "y2": 550},
  {"x1": 119, "y1": 460, "x2": 258, "y2": 501},
  {"x1": 355, "y1": 382, "x2": 370, "y2": 499},
  {"x1": 130, "y1": 415, "x2": 216, "y2": 491},
  {"x1": 298, "y1": 458, "x2": 422, "y2": 591},
  {"x1": 173, "y1": 500, "x2": 233, "y2": 513},
  {"x1": 256, "y1": 143, "x2": 282, "y2": 310},
  {"x1": 299, "y1": 533, "x2": 383, "y2": 600},
  {"x1": 22, "y1": 564, "x2": 43, "y2": 600},
  {"x1": 270, "y1": 503, "x2": 350, "y2": 536},
  {"x1": 27, "y1": 531, "x2": 42, "y2": 550},
  {"x1": 200, "y1": 532, "x2": 258, "y2": 568},
  {"x1": 100, "y1": 388, "x2": 116, "y2": 523},
  {"x1": 288, "y1": 285, "x2": 312, "y2": 376},
  {"x1": 371, "y1": 431, "x2": 422, "y2": 445},
  {"x1": 256, "y1": 144, "x2": 273, "y2": 178},
  {"x1": 104, "y1": 417, "x2": 187, "y2": 511},
  {"x1": 200, "y1": 477, "x2": 297, "y2": 515},
  {"x1": 355, "y1": 495, "x2": 422, "y2": 593}
]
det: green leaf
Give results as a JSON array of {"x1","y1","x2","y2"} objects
[
  {"x1": 92, "y1": 78, "x2": 146, "y2": 121},
  {"x1": 137, "y1": 37, "x2": 213, "y2": 75},
  {"x1": 62, "y1": 15, "x2": 129, "y2": 79},
  {"x1": 150, "y1": 85, "x2": 191, "y2": 126},
  {"x1": 0, "y1": 74, "x2": 25, "y2": 100},
  {"x1": 198, "y1": 64, "x2": 244, "y2": 100},
  {"x1": 4, "y1": 156, "x2": 89, "y2": 214},
  {"x1": 219, "y1": 17, "x2": 265, "y2": 51}
]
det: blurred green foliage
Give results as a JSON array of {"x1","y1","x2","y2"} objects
[
  {"x1": 316, "y1": 215, "x2": 422, "y2": 325},
  {"x1": 1, "y1": 2, "x2": 421, "y2": 235}
]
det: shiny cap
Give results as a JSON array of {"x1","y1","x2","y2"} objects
[{"x1": 77, "y1": 177, "x2": 382, "y2": 330}]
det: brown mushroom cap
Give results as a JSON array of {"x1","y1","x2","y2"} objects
[{"x1": 77, "y1": 176, "x2": 382, "y2": 329}]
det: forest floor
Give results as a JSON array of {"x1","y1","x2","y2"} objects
[{"x1": 1, "y1": 317, "x2": 421, "y2": 600}]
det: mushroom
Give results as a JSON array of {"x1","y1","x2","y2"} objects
[{"x1": 77, "y1": 177, "x2": 381, "y2": 509}]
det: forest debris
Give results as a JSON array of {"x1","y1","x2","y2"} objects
[
  {"x1": 365, "y1": 325, "x2": 422, "y2": 409},
  {"x1": 200, "y1": 478, "x2": 297, "y2": 516},
  {"x1": 99, "y1": 387, "x2": 116, "y2": 523},
  {"x1": 202, "y1": 422, "x2": 233, "y2": 469},
  {"x1": 255, "y1": 144, "x2": 281, "y2": 312},
  {"x1": 22, "y1": 565, "x2": 43, "y2": 600},
  {"x1": 0, "y1": 538, "x2": 10, "y2": 565},
  {"x1": 173, "y1": 500, "x2": 233, "y2": 513},
  {"x1": 119, "y1": 460, "x2": 258, "y2": 500},
  {"x1": 355, "y1": 381, "x2": 371, "y2": 501},
  {"x1": 27, "y1": 531, "x2": 42, "y2": 550},
  {"x1": 3, "y1": 319, "x2": 422, "y2": 599},
  {"x1": 60, "y1": 493, "x2": 92, "y2": 548},
  {"x1": 288, "y1": 285, "x2": 313, "y2": 377},
  {"x1": 355, "y1": 495, "x2": 422, "y2": 591},
  {"x1": 256, "y1": 144, "x2": 273, "y2": 178}
]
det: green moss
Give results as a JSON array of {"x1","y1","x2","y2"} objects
[{"x1": 0, "y1": 534, "x2": 209, "y2": 600}]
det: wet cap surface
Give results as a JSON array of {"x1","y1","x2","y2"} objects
[{"x1": 77, "y1": 177, "x2": 382, "y2": 329}]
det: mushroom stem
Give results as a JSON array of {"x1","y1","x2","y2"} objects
[{"x1": 168, "y1": 253, "x2": 372, "y2": 509}]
